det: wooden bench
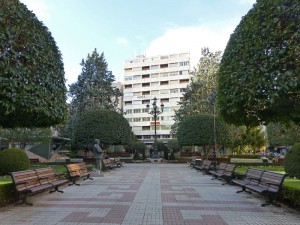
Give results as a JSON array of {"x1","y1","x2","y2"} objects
[
  {"x1": 113, "y1": 157, "x2": 124, "y2": 167},
  {"x1": 103, "y1": 159, "x2": 116, "y2": 170},
  {"x1": 244, "y1": 171, "x2": 287, "y2": 207},
  {"x1": 194, "y1": 159, "x2": 211, "y2": 173},
  {"x1": 66, "y1": 163, "x2": 93, "y2": 186},
  {"x1": 213, "y1": 163, "x2": 237, "y2": 185},
  {"x1": 77, "y1": 162, "x2": 93, "y2": 180},
  {"x1": 35, "y1": 167, "x2": 68, "y2": 193},
  {"x1": 210, "y1": 163, "x2": 227, "y2": 180},
  {"x1": 11, "y1": 168, "x2": 66, "y2": 206},
  {"x1": 232, "y1": 167, "x2": 264, "y2": 193}
]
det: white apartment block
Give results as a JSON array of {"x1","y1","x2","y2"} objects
[{"x1": 123, "y1": 52, "x2": 191, "y2": 145}]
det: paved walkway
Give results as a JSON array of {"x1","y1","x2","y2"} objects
[{"x1": 0, "y1": 164, "x2": 299, "y2": 225}]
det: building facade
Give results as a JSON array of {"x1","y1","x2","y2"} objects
[{"x1": 123, "y1": 53, "x2": 191, "y2": 145}]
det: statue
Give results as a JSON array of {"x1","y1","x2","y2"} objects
[{"x1": 94, "y1": 139, "x2": 103, "y2": 174}]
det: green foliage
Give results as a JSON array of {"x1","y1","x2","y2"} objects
[
  {"x1": 242, "y1": 127, "x2": 267, "y2": 152},
  {"x1": 156, "y1": 140, "x2": 166, "y2": 152},
  {"x1": 0, "y1": 148, "x2": 30, "y2": 175},
  {"x1": 163, "y1": 148, "x2": 169, "y2": 160},
  {"x1": 226, "y1": 154, "x2": 262, "y2": 159},
  {"x1": 267, "y1": 122, "x2": 300, "y2": 146},
  {"x1": 0, "y1": 127, "x2": 51, "y2": 149},
  {"x1": 218, "y1": 0, "x2": 300, "y2": 126},
  {"x1": 133, "y1": 151, "x2": 140, "y2": 160},
  {"x1": 73, "y1": 109, "x2": 131, "y2": 149},
  {"x1": 0, "y1": 0, "x2": 67, "y2": 128},
  {"x1": 68, "y1": 49, "x2": 121, "y2": 113},
  {"x1": 169, "y1": 151, "x2": 176, "y2": 160},
  {"x1": 284, "y1": 143, "x2": 300, "y2": 179},
  {"x1": 177, "y1": 114, "x2": 231, "y2": 148},
  {"x1": 166, "y1": 139, "x2": 181, "y2": 152}
]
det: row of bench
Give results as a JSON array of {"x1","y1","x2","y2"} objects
[
  {"x1": 190, "y1": 159, "x2": 287, "y2": 207},
  {"x1": 11, "y1": 159, "x2": 124, "y2": 206}
]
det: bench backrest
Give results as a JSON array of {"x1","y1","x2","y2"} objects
[
  {"x1": 77, "y1": 162, "x2": 88, "y2": 173},
  {"x1": 216, "y1": 163, "x2": 227, "y2": 172},
  {"x1": 224, "y1": 164, "x2": 236, "y2": 174},
  {"x1": 246, "y1": 168, "x2": 264, "y2": 180},
  {"x1": 11, "y1": 170, "x2": 40, "y2": 192},
  {"x1": 35, "y1": 168, "x2": 57, "y2": 184},
  {"x1": 259, "y1": 171, "x2": 287, "y2": 192},
  {"x1": 66, "y1": 164, "x2": 81, "y2": 176}
]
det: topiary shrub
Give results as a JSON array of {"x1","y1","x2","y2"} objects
[
  {"x1": 0, "y1": 148, "x2": 30, "y2": 175},
  {"x1": 169, "y1": 151, "x2": 176, "y2": 160},
  {"x1": 284, "y1": 143, "x2": 300, "y2": 179},
  {"x1": 133, "y1": 151, "x2": 140, "y2": 161}
]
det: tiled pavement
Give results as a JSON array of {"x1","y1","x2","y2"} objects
[{"x1": 0, "y1": 164, "x2": 299, "y2": 225}]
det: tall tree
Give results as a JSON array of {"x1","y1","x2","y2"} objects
[
  {"x1": 218, "y1": 0, "x2": 300, "y2": 126},
  {"x1": 0, "y1": 0, "x2": 67, "y2": 128},
  {"x1": 68, "y1": 49, "x2": 121, "y2": 114},
  {"x1": 172, "y1": 48, "x2": 221, "y2": 133},
  {"x1": 266, "y1": 122, "x2": 300, "y2": 147}
]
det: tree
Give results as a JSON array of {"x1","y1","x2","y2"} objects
[
  {"x1": 172, "y1": 48, "x2": 221, "y2": 133},
  {"x1": 0, "y1": 127, "x2": 51, "y2": 149},
  {"x1": 68, "y1": 49, "x2": 121, "y2": 114},
  {"x1": 218, "y1": 0, "x2": 300, "y2": 126},
  {"x1": 166, "y1": 139, "x2": 181, "y2": 152},
  {"x1": 241, "y1": 127, "x2": 267, "y2": 154},
  {"x1": 72, "y1": 109, "x2": 131, "y2": 149},
  {"x1": 132, "y1": 141, "x2": 146, "y2": 159},
  {"x1": 177, "y1": 114, "x2": 232, "y2": 156},
  {"x1": 0, "y1": 0, "x2": 67, "y2": 128},
  {"x1": 266, "y1": 122, "x2": 300, "y2": 147}
]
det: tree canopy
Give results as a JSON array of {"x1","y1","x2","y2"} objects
[
  {"x1": 176, "y1": 114, "x2": 232, "y2": 156},
  {"x1": 218, "y1": 0, "x2": 300, "y2": 126},
  {"x1": 72, "y1": 109, "x2": 131, "y2": 149},
  {"x1": 68, "y1": 49, "x2": 121, "y2": 114},
  {"x1": 266, "y1": 122, "x2": 300, "y2": 147},
  {"x1": 0, "y1": 0, "x2": 67, "y2": 128}
]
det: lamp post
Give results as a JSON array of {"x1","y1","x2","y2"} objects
[
  {"x1": 146, "y1": 97, "x2": 164, "y2": 158},
  {"x1": 209, "y1": 90, "x2": 217, "y2": 172}
]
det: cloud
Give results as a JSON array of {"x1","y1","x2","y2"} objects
[
  {"x1": 145, "y1": 23, "x2": 236, "y2": 69},
  {"x1": 19, "y1": 0, "x2": 51, "y2": 21},
  {"x1": 116, "y1": 38, "x2": 129, "y2": 45}
]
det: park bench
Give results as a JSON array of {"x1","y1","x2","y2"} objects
[
  {"x1": 213, "y1": 163, "x2": 237, "y2": 184},
  {"x1": 244, "y1": 170, "x2": 287, "y2": 207},
  {"x1": 66, "y1": 163, "x2": 93, "y2": 186},
  {"x1": 35, "y1": 167, "x2": 68, "y2": 193},
  {"x1": 113, "y1": 157, "x2": 124, "y2": 167},
  {"x1": 194, "y1": 159, "x2": 211, "y2": 172},
  {"x1": 11, "y1": 168, "x2": 66, "y2": 206},
  {"x1": 210, "y1": 162, "x2": 227, "y2": 180},
  {"x1": 103, "y1": 159, "x2": 116, "y2": 170},
  {"x1": 232, "y1": 167, "x2": 264, "y2": 193}
]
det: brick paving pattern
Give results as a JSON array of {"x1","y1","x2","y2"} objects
[{"x1": 0, "y1": 164, "x2": 299, "y2": 225}]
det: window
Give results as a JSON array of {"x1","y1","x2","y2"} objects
[
  {"x1": 142, "y1": 117, "x2": 150, "y2": 121},
  {"x1": 151, "y1": 82, "x2": 159, "y2": 86},
  {"x1": 133, "y1": 84, "x2": 141, "y2": 88},
  {"x1": 142, "y1": 91, "x2": 150, "y2": 95},
  {"x1": 160, "y1": 72, "x2": 168, "y2": 77},
  {"x1": 133, "y1": 92, "x2": 141, "y2": 96},
  {"x1": 142, "y1": 126, "x2": 150, "y2": 130},
  {"x1": 160, "y1": 89, "x2": 169, "y2": 94},
  {"x1": 179, "y1": 70, "x2": 189, "y2": 75},
  {"x1": 124, "y1": 92, "x2": 133, "y2": 97},
  {"x1": 180, "y1": 79, "x2": 189, "y2": 84},
  {"x1": 160, "y1": 64, "x2": 168, "y2": 69},
  {"x1": 136, "y1": 135, "x2": 142, "y2": 139},
  {"x1": 124, "y1": 84, "x2": 132, "y2": 89},
  {"x1": 133, "y1": 75, "x2": 141, "y2": 80},
  {"x1": 132, "y1": 67, "x2": 142, "y2": 71},
  {"x1": 126, "y1": 109, "x2": 132, "y2": 114},
  {"x1": 142, "y1": 74, "x2": 150, "y2": 79},
  {"x1": 127, "y1": 118, "x2": 132, "y2": 122},
  {"x1": 133, "y1": 118, "x2": 141, "y2": 122},
  {"x1": 169, "y1": 63, "x2": 178, "y2": 67},
  {"x1": 125, "y1": 101, "x2": 132, "y2": 105},
  {"x1": 160, "y1": 81, "x2": 169, "y2": 85},
  {"x1": 125, "y1": 76, "x2": 132, "y2": 81},
  {"x1": 161, "y1": 98, "x2": 169, "y2": 103},
  {"x1": 170, "y1": 89, "x2": 178, "y2": 93},
  {"x1": 179, "y1": 61, "x2": 189, "y2": 66},
  {"x1": 151, "y1": 65, "x2": 159, "y2": 70},
  {"x1": 142, "y1": 100, "x2": 150, "y2": 104},
  {"x1": 142, "y1": 108, "x2": 149, "y2": 113},
  {"x1": 133, "y1": 109, "x2": 141, "y2": 113},
  {"x1": 180, "y1": 88, "x2": 186, "y2": 92},
  {"x1": 151, "y1": 73, "x2": 159, "y2": 78},
  {"x1": 170, "y1": 80, "x2": 178, "y2": 85},
  {"x1": 169, "y1": 72, "x2": 178, "y2": 76},
  {"x1": 125, "y1": 68, "x2": 132, "y2": 72},
  {"x1": 143, "y1": 135, "x2": 151, "y2": 139},
  {"x1": 162, "y1": 135, "x2": 170, "y2": 138},
  {"x1": 133, "y1": 100, "x2": 141, "y2": 105},
  {"x1": 142, "y1": 83, "x2": 150, "y2": 87},
  {"x1": 142, "y1": 66, "x2": 150, "y2": 70},
  {"x1": 151, "y1": 90, "x2": 159, "y2": 95}
]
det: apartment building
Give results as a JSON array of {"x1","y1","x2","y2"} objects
[{"x1": 123, "y1": 52, "x2": 191, "y2": 145}]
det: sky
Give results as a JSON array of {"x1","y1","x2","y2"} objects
[{"x1": 20, "y1": 0, "x2": 256, "y2": 87}]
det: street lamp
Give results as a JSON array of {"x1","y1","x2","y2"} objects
[
  {"x1": 146, "y1": 97, "x2": 164, "y2": 158},
  {"x1": 209, "y1": 89, "x2": 217, "y2": 172}
]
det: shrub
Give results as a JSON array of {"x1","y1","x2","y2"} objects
[
  {"x1": 169, "y1": 151, "x2": 176, "y2": 160},
  {"x1": 284, "y1": 143, "x2": 300, "y2": 179},
  {"x1": 0, "y1": 148, "x2": 30, "y2": 175},
  {"x1": 133, "y1": 151, "x2": 140, "y2": 161}
]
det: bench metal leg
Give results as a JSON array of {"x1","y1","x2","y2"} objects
[
  {"x1": 68, "y1": 177, "x2": 80, "y2": 186},
  {"x1": 16, "y1": 193, "x2": 33, "y2": 206},
  {"x1": 236, "y1": 187, "x2": 252, "y2": 194},
  {"x1": 261, "y1": 193, "x2": 281, "y2": 207},
  {"x1": 49, "y1": 186, "x2": 64, "y2": 193},
  {"x1": 83, "y1": 175, "x2": 93, "y2": 180}
]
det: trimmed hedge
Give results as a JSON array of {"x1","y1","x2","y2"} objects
[{"x1": 0, "y1": 148, "x2": 30, "y2": 175}]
